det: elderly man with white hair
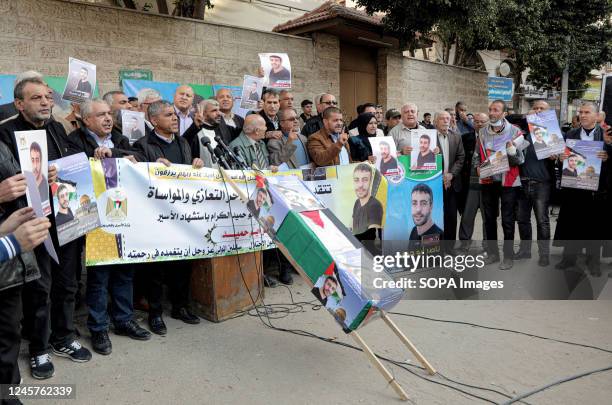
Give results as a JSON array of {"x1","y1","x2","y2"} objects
[
  {"x1": 388, "y1": 102, "x2": 425, "y2": 155},
  {"x1": 136, "y1": 88, "x2": 161, "y2": 135},
  {"x1": 433, "y1": 110, "x2": 465, "y2": 245}
]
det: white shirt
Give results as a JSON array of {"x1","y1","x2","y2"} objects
[
  {"x1": 86, "y1": 129, "x2": 114, "y2": 149},
  {"x1": 580, "y1": 127, "x2": 596, "y2": 141},
  {"x1": 174, "y1": 106, "x2": 193, "y2": 136},
  {"x1": 223, "y1": 113, "x2": 236, "y2": 128}
]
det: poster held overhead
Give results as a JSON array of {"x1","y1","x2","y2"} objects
[
  {"x1": 62, "y1": 58, "x2": 97, "y2": 103},
  {"x1": 240, "y1": 75, "x2": 263, "y2": 110},
  {"x1": 258, "y1": 53, "x2": 291, "y2": 89}
]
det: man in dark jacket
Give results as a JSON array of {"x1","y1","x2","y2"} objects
[
  {"x1": 0, "y1": 77, "x2": 92, "y2": 380},
  {"x1": 66, "y1": 99, "x2": 150, "y2": 355},
  {"x1": 554, "y1": 102, "x2": 612, "y2": 276},
  {"x1": 302, "y1": 93, "x2": 337, "y2": 137},
  {"x1": 133, "y1": 100, "x2": 204, "y2": 335},
  {"x1": 182, "y1": 98, "x2": 232, "y2": 166}
]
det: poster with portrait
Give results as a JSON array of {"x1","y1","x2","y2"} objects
[
  {"x1": 383, "y1": 155, "x2": 444, "y2": 261},
  {"x1": 560, "y1": 139, "x2": 603, "y2": 191},
  {"x1": 369, "y1": 137, "x2": 400, "y2": 176},
  {"x1": 240, "y1": 75, "x2": 263, "y2": 110},
  {"x1": 15, "y1": 130, "x2": 51, "y2": 217},
  {"x1": 121, "y1": 110, "x2": 146, "y2": 144},
  {"x1": 526, "y1": 110, "x2": 566, "y2": 160},
  {"x1": 410, "y1": 129, "x2": 438, "y2": 170},
  {"x1": 49, "y1": 153, "x2": 101, "y2": 246},
  {"x1": 258, "y1": 53, "x2": 292, "y2": 89},
  {"x1": 62, "y1": 57, "x2": 97, "y2": 103},
  {"x1": 479, "y1": 133, "x2": 511, "y2": 179}
]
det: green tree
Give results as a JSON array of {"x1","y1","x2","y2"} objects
[{"x1": 356, "y1": 0, "x2": 611, "y2": 103}]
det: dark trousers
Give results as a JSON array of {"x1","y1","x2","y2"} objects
[
  {"x1": 459, "y1": 186, "x2": 486, "y2": 242},
  {"x1": 481, "y1": 184, "x2": 521, "y2": 258},
  {"x1": 0, "y1": 286, "x2": 22, "y2": 391},
  {"x1": 49, "y1": 237, "x2": 83, "y2": 347},
  {"x1": 147, "y1": 261, "x2": 191, "y2": 316},
  {"x1": 517, "y1": 180, "x2": 551, "y2": 257},
  {"x1": 86, "y1": 265, "x2": 134, "y2": 332},
  {"x1": 443, "y1": 188, "x2": 458, "y2": 241},
  {"x1": 22, "y1": 245, "x2": 51, "y2": 356}
]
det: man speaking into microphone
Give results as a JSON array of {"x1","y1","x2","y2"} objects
[{"x1": 229, "y1": 114, "x2": 279, "y2": 172}]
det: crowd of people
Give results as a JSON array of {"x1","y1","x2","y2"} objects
[{"x1": 0, "y1": 69, "x2": 610, "y2": 403}]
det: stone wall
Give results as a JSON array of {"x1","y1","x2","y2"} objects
[
  {"x1": 0, "y1": 0, "x2": 340, "y2": 105},
  {"x1": 379, "y1": 49, "x2": 489, "y2": 119}
]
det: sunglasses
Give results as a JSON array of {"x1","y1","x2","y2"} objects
[{"x1": 322, "y1": 101, "x2": 338, "y2": 106}]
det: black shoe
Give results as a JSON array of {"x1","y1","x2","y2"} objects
[
  {"x1": 90, "y1": 331, "x2": 112, "y2": 355},
  {"x1": 148, "y1": 315, "x2": 167, "y2": 335},
  {"x1": 115, "y1": 320, "x2": 152, "y2": 341},
  {"x1": 538, "y1": 256, "x2": 550, "y2": 267},
  {"x1": 513, "y1": 250, "x2": 532, "y2": 260},
  {"x1": 483, "y1": 255, "x2": 500, "y2": 265},
  {"x1": 52, "y1": 340, "x2": 92, "y2": 363},
  {"x1": 264, "y1": 274, "x2": 278, "y2": 288},
  {"x1": 30, "y1": 354, "x2": 54, "y2": 379},
  {"x1": 499, "y1": 258, "x2": 514, "y2": 270},
  {"x1": 588, "y1": 263, "x2": 602, "y2": 277},
  {"x1": 278, "y1": 267, "x2": 294, "y2": 285},
  {"x1": 171, "y1": 308, "x2": 200, "y2": 325},
  {"x1": 555, "y1": 258, "x2": 576, "y2": 270}
]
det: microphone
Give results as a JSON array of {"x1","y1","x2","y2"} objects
[
  {"x1": 214, "y1": 135, "x2": 243, "y2": 168},
  {"x1": 200, "y1": 136, "x2": 217, "y2": 164},
  {"x1": 213, "y1": 146, "x2": 230, "y2": 169},
  {"x1": 232, "y1": 146, "x2": 248, "y2": 169}
]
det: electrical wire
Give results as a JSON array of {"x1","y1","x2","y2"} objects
[
  {"x1": 387, "y1": 311, "x2": 612, "y2": 355},
  {"x1": 501, "y1": 365, "x2": 612, "y2": 405}
]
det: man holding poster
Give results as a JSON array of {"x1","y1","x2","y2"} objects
[
  {"x1": 554, "y1": 102, "x2": 612, "y2": 276},
  {"x1": 0, "y1": 77, "x2": 94, "y2": 380}
]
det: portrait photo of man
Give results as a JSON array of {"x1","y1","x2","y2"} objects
[
  {"x1": 408, "y1": 183, "x2": 442, "y2": 245},
  {"x1": 246, "y1": 81, "x2": 259, "y2": 102},
  {"x1": 562, "y1": 154, "x2": 579, "y2": 177},
  {"x1": 247, "y1": 188, "x2": 268, "y2": 219},
  {"x1": 311, "y1": 275, "x2": 338, "y2": 306},
  {"x1": 126, "y1": 115, "x2": 144, "y2": 143},
  {"x1": 415, "y1": 134, "x2": 435, "y2": 168},
  {"x1": 532, "y1": 126, "x2": 548, "y2": 151},
  {"x1": 267, "y1": 54, "x2": 291, "y2": 86},
  {"x1": 55, "y1": 184, "x2": 74, "y2": 227},
  {"x1": 351, "y1": 163, "x2": 383, "y2": 235},
  {"x1": 30, "y1": 141, "x2": 48, "y2": 203},
  {"x1": 378, "y1": 140, "x2": 398, "y2": 175},
  {"x1": 75, "y1": 67, "x2": 92, "y2": 96}
]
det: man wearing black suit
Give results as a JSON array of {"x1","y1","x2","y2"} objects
[{"x1": 435, "y1": 110, "x2": 465, "y2": 244}]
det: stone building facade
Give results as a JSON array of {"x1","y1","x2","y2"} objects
[{"x1": 0, "y1": 0, "x2": 488, "y2": 118}]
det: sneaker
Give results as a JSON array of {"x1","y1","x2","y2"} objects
[
  {"x1": 30, "y1": 353, "x2": 54, "y2": 379},
  {"x1": 91, "y1": 331, "x2": 112, "y2": 355},
  {"x1": 52, "y1": 340, "x2": 92, "y2": 363}
]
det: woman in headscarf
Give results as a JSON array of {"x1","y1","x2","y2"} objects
[{"x1": 348, "y1": 113, "x2": 378, "y2": 163}]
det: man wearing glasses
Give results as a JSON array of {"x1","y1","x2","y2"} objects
[
  {"x1": 268, "y1": 108, "x2": 309, "y2": 168},
  {"x1": 302, "y1": 93, "x2": 338, "y2": 137}
]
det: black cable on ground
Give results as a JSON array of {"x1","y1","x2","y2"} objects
[
  {"x1": 501, "y1": 365, "x2": 612, "y2": 405},
  {"x1": 387, "y1": 311, "x2": 612, "y2": 355}
]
